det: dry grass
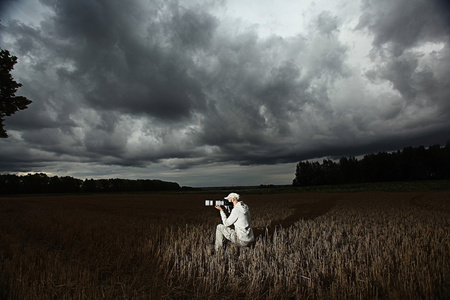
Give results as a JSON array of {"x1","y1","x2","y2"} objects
[{"x1": 0, "y1": 191, "x2": 449, "y2": 299}]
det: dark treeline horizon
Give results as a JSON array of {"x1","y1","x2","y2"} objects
[
  {"x1": 0, "y1": 174, "x2": 181, "y2": 195},
  {"x1": 293, "y1": 142, "x2": 450, "y2": 186},
  {"x1": 1, "y1": 142, "x2": 450, "y2": 194}
]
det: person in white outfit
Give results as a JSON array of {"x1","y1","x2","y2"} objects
[{"x1": 215, "y1": 192, "x2": 255, "y2": 251}]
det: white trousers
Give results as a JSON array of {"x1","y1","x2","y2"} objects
[{"x1": 215, "y1": 224, "x2": 251, "y2": 251}]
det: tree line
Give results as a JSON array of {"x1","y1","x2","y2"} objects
[
  {"x1": 0, "y1": 173, "x2": 181, "y2": 195},
  {"x1": 293, "y1": 143, "x2": 450, "y2": 186}
]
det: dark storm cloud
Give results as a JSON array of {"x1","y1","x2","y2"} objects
[
  {"x1": 0, "y1": 0, "x2": 449, "y2": 184},
  {"x1": 357, "y1": 0, "x2": 450, "y2": 124},
  {"x1": 357, "y1": 0, "x2": 450, "y2": 56},
  {"x1": 195, "y1": 12, "x2": 351, "y2": 165},
  {"x1": 0, "y1": 0, "x2": 224, "y2": 170},
  {"x1": 37, "y1": 0, "x2": 215, "y2": 122}
]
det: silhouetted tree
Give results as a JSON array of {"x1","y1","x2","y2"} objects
[
  {"x1": 57, "y1": 176, "x2": 83, "y2": 193},
  {"x1": 444, "y1": 141, "x2": 450, "y2": 178},
  {"x1": 0, "y1": 174, "x2": 21, "y2": 194},
  {"x1": 293, "y1": 161, "x2": 323, "y2": 186},
  {"x1": 339, "y1": 156, "x2": 360, "y2": 183},
  {"x1": 0, "y1": 48, "x2": 32, "y2": 138},
  {"x1": 81, "y1": 179, "x2": 94, "y2": 193},
  {"x1": 21, "y1": 173, "x2": 50, "y2": 193},
  {"x1": 321, "y1": 159, "x2": 342, "y2": 184}
]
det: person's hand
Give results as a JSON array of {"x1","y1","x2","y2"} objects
[{"x1": 215, "y1": 205, "x2": 222, "y2": 211}]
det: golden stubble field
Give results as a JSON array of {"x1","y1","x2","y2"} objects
[{"x1": 0, "y1": 191, "x2": 449, "y2": 299}]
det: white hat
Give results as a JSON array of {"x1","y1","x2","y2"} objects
[{"x1": 224, "y1": 192, "x2": 240, "y2": 201}]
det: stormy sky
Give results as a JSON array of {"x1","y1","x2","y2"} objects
[{"x1": 0, "y1": 0, "x2": 449, "y2": 187}]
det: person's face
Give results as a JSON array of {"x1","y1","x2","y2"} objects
[{"x1": 229, "y1": 197, "x2": 237, "y2": 206}]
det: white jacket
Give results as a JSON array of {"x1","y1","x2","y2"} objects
[{"x1": 220, "y1": 201, "x2": 255, "y2": 243}]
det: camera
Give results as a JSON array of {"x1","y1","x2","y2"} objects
[
  {"x1": 205, "y1": 199, "x2": 233, "y2": 207},
  {"x1": 205, "y1": 199, "x2": 233, "y2": 215}
]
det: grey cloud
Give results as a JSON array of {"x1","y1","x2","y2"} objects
[
  {"x1": 356, "y1": 0, "x2": 450, "y2": 127},
  {"x1": 36, "y1": 0, "x2": 211, "y2": 123},
  {"x1": 171, "y1": 7, "x2": 219, "y2": 49},
  {"x1": 0, "y1": 146, "x2": 43, "y2": 171},
  {"x1": 363, "y1": 40, "x2": 450, "y2": 120},
  {"x1": 84, "y1": 130, "x2": 127, "y2": 158},
  {"x1": 316, "y1": 11, "x2": 340, "y2": 37},
  {"x1": 192, "y1": 11, "x2": 354, "y2": 165},
  {"x1": 357, "y1": 0, "x2": 450, "y2": 56}
]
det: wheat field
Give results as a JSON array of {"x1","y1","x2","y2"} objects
[{"x1": 0, "y1": 191, "x2": 449, "y2": 299}]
